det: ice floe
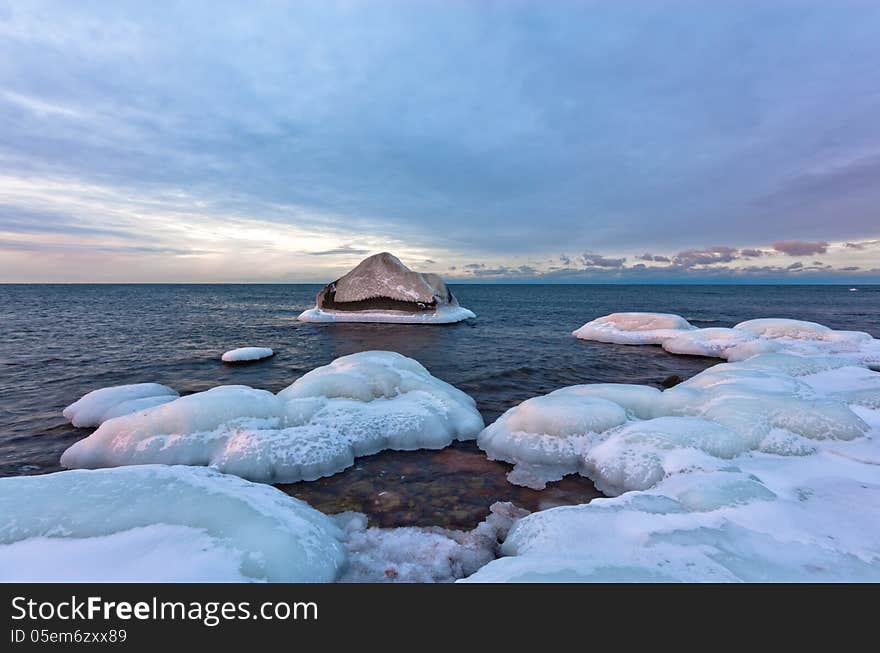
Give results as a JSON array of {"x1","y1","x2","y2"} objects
[
  {"x1": 222, "y1": 346, "x2": 274, "y2": 362},
  {"x1": 571, "y1": 312, "x2": 695, "y2": 345},
  {"x1": 469, "y1": 351, "x2": 880, "y2": 582},
  {"x1": 0, "y1": 465, "x2": 346, "y2": 582},
  {"x1": 63, "y1": 383, "x2": 179, "y2": 428},
  {"x1": 298, "y1": 252, "x2": 475, "y2": 324},
  {"x1": 60, "y1": 351, "x2": 484, "y2": 483},
  {"x1": 574, "y1": 313, "x2": 880, "y2": 366}
]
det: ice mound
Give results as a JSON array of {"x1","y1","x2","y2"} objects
[
  {"x1": 60, "y1": 351, "x2": 484, "y2": 483},
  {"x1": 298, "y1": 252, "x2": 475, "y2": 324},
  {"x1": 222, "y1": 346, "x2": 274, "y2": 363},
  {"x1": 63, "y1": 383, "x2": 179, "y2": 428},
  {"x1": 468, "y1": 347, "x2": 880, "y2": 581},
  {"x1": 574, "y1": 313, "x2": 880, "y2": 366},
  {"x1": 464, "y1": 474, "x2": 880, "y2": 582},
  {"x1": 481, "y1": 353, "x2": 872, "y2": 493},
  {"x1": 0, "y1": 465, "x2": 346, "y2": 582},
  {"x1": 571, "y1": 312, "x2": 695, "y2": 345}
]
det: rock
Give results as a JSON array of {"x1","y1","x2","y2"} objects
[
  {"x1": 298, "y1": 253, "x2": 475, "y2": 324},
  {"x1": 661, "y1": 374, "x2": 682, "y2": 388}
]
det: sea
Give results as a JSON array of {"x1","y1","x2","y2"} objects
[{"x1": 2, "y1": 284, "x2": 878, "y2": 527}]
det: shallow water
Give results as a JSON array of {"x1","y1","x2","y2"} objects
[
  {"x1": 278, "y1": 441, "x2": 602, "y2": 529},
  {"x1": 1, "y1": 284, "x2": 879, "y2": 523}
]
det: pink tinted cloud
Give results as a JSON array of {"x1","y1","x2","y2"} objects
[{"x1": 772, "y1": 240, "x2": 829, "y2": 256}]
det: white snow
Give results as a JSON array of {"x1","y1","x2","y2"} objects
[
  {"x1": 573, "y1": 313, "x2": 880, "y2": 366},
  {"x1": 222, "y1": 347, "x2": 274, "y2": 362},
  {"x1": 0, "y1": 465, "x2": 346, "y2": 582},
  {"x1": 298, "y1": 305, "x2": 476, "y2": 324},
  {"x1": 60, "y1": 351, "x2": 484, "y2": 483},
  {"x1": 468, "y1": 349, "x2": 880, "y2": 582},
  {"x1": 63, "y1": 383, "x2": 179, "y2": 428}
]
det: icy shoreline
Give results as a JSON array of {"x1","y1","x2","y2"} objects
[
  {"x1": 465, "y1": 314, "x2": 880, "y2": 581},
  {"x1": 3, "y1": 313, "x2": 880, "y2": 582}
]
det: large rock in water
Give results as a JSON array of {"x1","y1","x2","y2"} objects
[{"x1": 298, "y1": 253, "x2": 475, "y2": 324}]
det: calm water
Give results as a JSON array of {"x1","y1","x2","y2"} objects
[{"x1": 1, "y1": 284, "x2": 878, "y2": 525}]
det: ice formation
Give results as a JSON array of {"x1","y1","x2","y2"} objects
[
  {"x1": 60, "y1": 351, "x2": 484, "y2": 483},
  {"x1": 470, "y1": 351, "x2": 880, "y2": 582},
  {"x1": 335, "y1": 502, "x2": 527, "y2": 582},
  {"x1": 571, "y1": 312, "x2": 695, "y2": 345},
  {"x1": 0, "y1": 465, "x2": 346, "y2": 582},
  {"x1": 222, "y1": 346, "x2": 274, "y2": 363},
  {"x1": 573, "y1": 313, "x2": 880, "y2": 366},
  {"x1": 298, "y1": 252, "x2": 475, "y2": 324},
  {"x1": 63, "y1": 383, "x2": 179, "y2": 428}
]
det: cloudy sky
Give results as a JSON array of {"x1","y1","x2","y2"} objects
[{"x1": 2, "y1": 0, "x2": 879, "y2": 282}]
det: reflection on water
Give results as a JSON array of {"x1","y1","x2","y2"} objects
[{"x1": 277, "y1": 441, "x2": 603, "y2": 529}]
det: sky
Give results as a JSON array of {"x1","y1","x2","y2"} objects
[{"x1": 1, "y1": 0, "x2": 880, "y2": 283}]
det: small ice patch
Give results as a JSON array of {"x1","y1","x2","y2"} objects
[
  {"x1": 0, "y1": 465, "x2": 346, "y2": 582},
  {"x1": 222, "y1": 347, "x2": 274, "y2": 363},
  {"x1": 61, "y1": 351, "x2": 484, "y2": 483},
  {"x1": 63, "y1": 383, "x2": 179, "y2": 428}
]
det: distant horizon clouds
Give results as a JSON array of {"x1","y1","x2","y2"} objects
[{"x1": 1, "y1": 1, "x2": 879, "y2": 282}]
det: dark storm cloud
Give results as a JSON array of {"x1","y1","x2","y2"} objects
[{"x1": 2, "y1": 1, "x2": 880, "y2": 279}]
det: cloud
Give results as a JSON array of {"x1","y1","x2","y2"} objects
[
  {"x1": 580, "y1": 252, "x2": 626, "y2": 268},
  {"x1": 308, "y1": 245, "x2": 371, "y2": 256},
  {"x1": 1, "y1": 3, "x2": 880, "y2": 279},
  {"x1": 739, "y1": 248, "x2": 764, "y2": 257},
  {"x1": 673, "y1": 246, "x2": 738, "y2": 267},
  {"x1": 636, "y1": 253, "x2": 671, "y2": 263},
  {"x1": 772, "y1": 240, "x2": 829, "y2": 256}
]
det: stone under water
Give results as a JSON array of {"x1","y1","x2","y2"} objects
[{"x1": 277, "y1": 441, "x2": 603, "y2": 530}]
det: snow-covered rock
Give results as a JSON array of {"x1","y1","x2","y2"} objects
[
  {"x1": 468, "y1": 351, "x2": 880, "y2": 582},
  {"x1": 222, "y1": 347, "x2": 274, "y2": 363},
  {"x1": 573, "y1": 313, "x2": 880, "y2": 366},
  {"x1": 60, "y1": 351, "x2": 484, "y2": 483},
  {"x1": 63, "y1": 383, "x2": 179, "y2": 428},
  {"x1": 298, "y1": 252, "x2": 475, "y2": 324},
  {"x1": 0, "y1": 465, "x2": 346, "y2": 582}
]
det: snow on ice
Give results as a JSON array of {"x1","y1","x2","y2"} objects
[
  {"x1": 470, "y1": 334, "x2": 880, "y2": 581},
  {"x1": 63, "y1": 383, "x2": 179, "y2": 428},
  {"x1": 60, "y1": 351, "x2": 484, "y2": 483},
  {"x1": 0, "y1": 465, "x2": 346, "y2": 582},
  {"x1": 574, "y1": 313, "x2": 880, "y2": 366},
  {"x1": 221, "y1": 347, "x2": 274, "y2": 363}
]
